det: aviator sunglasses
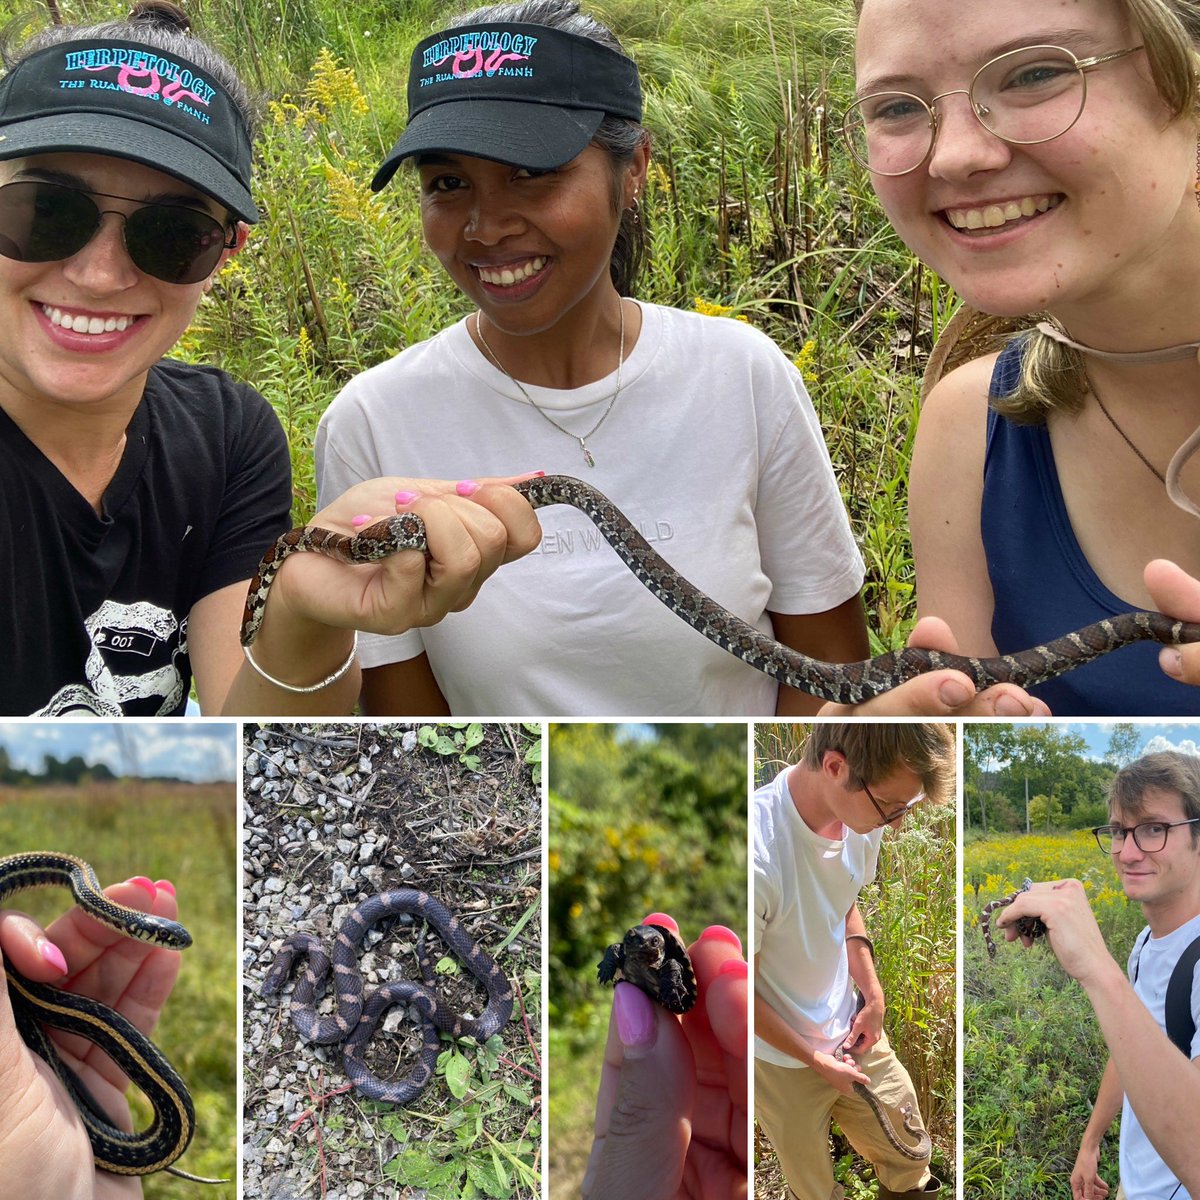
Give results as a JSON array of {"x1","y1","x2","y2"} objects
[{"x1": 0, "y1": 180, "x2": 236, "y2": 285}]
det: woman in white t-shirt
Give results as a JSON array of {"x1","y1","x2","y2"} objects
[{"x1": 319, "y1": 1, "x2": 1050, "y2": 717}]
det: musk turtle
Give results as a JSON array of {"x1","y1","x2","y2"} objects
[{"x1": 597, "y1": 923, "x2": 697, "y2": 1014}]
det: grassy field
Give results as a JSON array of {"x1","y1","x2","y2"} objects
[
  {"x1": 963, "y1": 833, "x2": 1144, "y2": 1200},
  {"x1": 753, "y1": 724, "x2": 957, "y2": 1199},
  {"x1": 0, "y1": 0, "x2": 927, "y2": 648},
  {"x1": 0, "y1": 778, "x2": 238, "y2": 1200}
]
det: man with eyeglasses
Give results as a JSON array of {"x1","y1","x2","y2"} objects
[
  {"x1": 997, "y1": 751, "x2": 1200, "y2": 1200},
  {"x1": 753, "y1": 722, "x2": 954, "y2": 1200}
]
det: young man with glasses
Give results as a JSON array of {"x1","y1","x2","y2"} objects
[
  {"x1": 753, "y1": 722, "x2": 954, "y2": 1200},
  {"x1": 998, "y1": 751, "x2": 1200, "y2": 1200}
]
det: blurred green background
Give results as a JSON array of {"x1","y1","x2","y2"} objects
[
  {"x1": 547, "y1": 722, "x2": 748, "y2": 1197},
  {"x1": 0, "y1": 753, "x2": 237, "y2": 1199}
]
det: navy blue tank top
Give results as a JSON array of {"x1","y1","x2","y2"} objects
[{"x1": 982, "y1": 342, "x2": 1197, "y2": 715}]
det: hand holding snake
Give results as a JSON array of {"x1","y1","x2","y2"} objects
[
  {"x1": 0, "y1": 872, "x2": 182, "y2": 1200},
  {"x1": 584, "y1": 915, "x2": 749, "y2": 1200},
  {"x1": 245, "y1": 475, "x2": 1200, "y2": 706}
]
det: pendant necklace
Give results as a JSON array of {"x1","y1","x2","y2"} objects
[{"x1": 474, "y1": 302, "x2": 626, "y2": 469}]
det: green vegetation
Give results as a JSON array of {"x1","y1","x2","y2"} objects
[
  {"x1": 964, "y1": 723, "x2": 1145, "y2": 835},
  {"x1": 548, "y1": 723, "x2": 747, "y2": 1197},
  {"x1": 0, "y1": 782, "x2": 237, "y2": 1200},
  {"x1": 754, "y1": 724, "x2": 956, "y2": 1199},
  {"x1": 1, "y1": 0, "x2": 928, "y2": 645},
  {"x1": 962, "y1": 724, "x2": 1154, "y2": 1198},
  {"x1": 964, "y1": 833, "x2": 1141, "y2": 1200}
]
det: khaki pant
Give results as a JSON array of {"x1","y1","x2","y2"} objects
[{"x1": 755, "y1": 1033, "x2": 932, "y2": 1200}]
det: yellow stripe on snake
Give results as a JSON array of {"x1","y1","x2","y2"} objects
[{"x1": 0, "y1": 852, "x2": 218, "y2": 1180}]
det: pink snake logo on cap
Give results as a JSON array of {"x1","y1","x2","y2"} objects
[{"x1": 431, "y1": 47, "x2": 531, "y2": 78}]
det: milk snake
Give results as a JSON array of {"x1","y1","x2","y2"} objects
[
  {"x1": 980, "y1": 878, "x2": 1049, "y2": 959},
  {"x1": 241, "y1": 475, "x2": 1200, "y2": 705},
  {"x1": 261, "y1": 889, "x2": 513, "y2": 1103}
]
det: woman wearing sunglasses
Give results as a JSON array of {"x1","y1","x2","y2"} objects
[
  {"x1": 316, "y1": 0, "x2": 1049, "y2": 718},
  {"x1": 0, "y1": 2, "x2": 539, "y2": 717},
  {"x1": 847, "y1": 0, "x2": 1200, "y2": 715}
]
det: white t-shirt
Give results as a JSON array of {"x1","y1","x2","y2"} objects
[
  {"x1": 753, "y1": 766, "x2": 885, "y2": 1067},
  {"x1": 315, "y1": 302, "x2": 864, "y2": 716},
  {"x1": 1120, "y1": 911, "x2": 1200, "y2": 1200}
]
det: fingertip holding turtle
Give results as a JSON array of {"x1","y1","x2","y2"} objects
[{"x1": 597, "y1": 923, "x2": 698, "y2": 1014}]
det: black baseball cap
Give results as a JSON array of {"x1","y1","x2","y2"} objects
[
  {"x1": 371, "y1": 22, "x2": 643, "y2": 191},
  {"x1": 0, "y1": 38, "x2": 258, "y2": 222}
]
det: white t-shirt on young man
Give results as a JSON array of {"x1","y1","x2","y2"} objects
[
  {"x1": 1119, "y1": 910, "x2": 1200, "y2": 1200},
  {"x1": 753, "y1": 766, "x2": 885, "y2": 1067},
  {"x1": 315, "y1": 302, "x2": 864, "y2": 716}
]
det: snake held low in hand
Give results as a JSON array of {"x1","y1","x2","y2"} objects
[
  {"x1": 0, "y1": 852, "x2": 213, "y2": 1179},
  {"x1": 843, "y1": 987, "x2": 931, "y2": 1162},
  {"x1": 241, "y1": 474, "x2": 1200, "y2": 704},
  {"x1": 261, "y1": 889, "x2": 513, "y2": 1103}
]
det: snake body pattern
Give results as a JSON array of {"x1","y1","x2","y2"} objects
[
  {"x1": 843, "y1": 986, "x2": 932, "y2": 1162},
  {"x1": 980, "y1": 878, "x2": 1048, "y2": 959},
  {"x1": 261, "y1": 889, "x2": 514, "y2": 1103},
  {"x1": 241, "y1": 475, "x2": 1200, "y2": 704},
  {"x1": 0, "y1": 852, "x2": 201, "y2": 1177}
]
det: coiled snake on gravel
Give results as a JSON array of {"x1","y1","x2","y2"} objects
[
  {"x1": 241, "y1": 474, "x2": 1200, "y2": 704},
  {"x1": 261, "y1": 889, "x2": 513, "y2": 1103},
  {"x1": 980, "y1": 878, "x2": 1048, "y2": 959}
]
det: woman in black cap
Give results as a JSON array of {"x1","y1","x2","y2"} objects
[
  {"x1": 0, "y1": 1, "x2": 540, "y2": 717},
  {"x1": 316, "y1": 0, "x2": 858, "y2": 717},
  {"x1": 317, "y1": 0, "x2": 1046, "y2": 718}
]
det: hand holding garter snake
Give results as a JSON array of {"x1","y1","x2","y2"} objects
[{"x1": 0, "y1": 853, "x2": 217, "y2": 1193}]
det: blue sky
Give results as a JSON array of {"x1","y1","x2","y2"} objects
[
  {"x1": 0, "y1": 723, "x2": 238, "y2": 782},
  {"x1": 1058, "y1": 722, "x2": 1200, "y2": 761}
]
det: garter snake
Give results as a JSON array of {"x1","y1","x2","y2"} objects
[{"x1": 0, "y1": 851, "x2": 211, "y2": 1178}]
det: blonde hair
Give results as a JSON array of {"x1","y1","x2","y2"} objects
[
  {"x1": 801, "y1": 723, "x2": 956, "y2": 807},
  {"x1": 991, "y1": 0, "x2": 1199, "y2": 420},
  {"x1": 854, "y1": 0, "x2": 1200, "y2": 421}
]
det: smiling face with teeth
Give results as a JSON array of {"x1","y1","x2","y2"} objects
[
  {"x1": 0, "y1": 151, "x2": 235, "y2": 422},
  {"x1": 416, "y1": 143, "x2": 646, "y2": 373},
  {"x1": 854, "y1": 0, "x2": 1199, "y2": 323}
]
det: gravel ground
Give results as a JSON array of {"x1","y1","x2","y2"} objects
[{"x1": 242, "y1": 722, "x2": 542, "y2": 1200}]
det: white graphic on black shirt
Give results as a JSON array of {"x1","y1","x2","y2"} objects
[{"x1": 35, "y1": 599, "x2": 186, "y2": 716}]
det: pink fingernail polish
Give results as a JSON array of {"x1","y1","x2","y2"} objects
[
  {"x1": 39, "y1": 940, "x2": 68, "y2": 975},
  {"x1": 126, "y1": 876, "x2": 157, "y2": 899},
  {"x1": 351, "y1": 514, "x2": 373, "y2": 528},
  {"x1": 643, "y1": 911, "x2": 678, "y2": 933},
  {"x1": 395, "y1": 491, "x2": 419, "y2": 505},
  {"x1": 155, "y1": 879, "x2": 176, "y2": 896},
  {"x1": 699, "y1": 925, "x2": 742, "y2": 953},
  {"x1": 456, "y1": 480, "x2": 480, "y2": 497},
  {"x1": 717, "y1": 958, "x2": 749, "y2": 980},
  {"x1": 614, "y1": 982, "x2": 656, "y2": 1054}
]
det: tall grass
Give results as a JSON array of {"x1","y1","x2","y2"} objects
[
  {"x1": 753, "y1": 724, "x2": 957, "y2": 1198},
  {"x1": 963, "y1": 834, "x2": 1143, "y2": 1199}
]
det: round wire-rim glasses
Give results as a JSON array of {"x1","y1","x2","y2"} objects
[
  {"x1": 863, "y1": 781, "x2": 926, "y2": 825},
  {"x1": 842, "y1": 43, "x2": 1144, "y2": 177},
  {"x1": 1091, "y1": 817, "x2": 1200, "y2": 854}
]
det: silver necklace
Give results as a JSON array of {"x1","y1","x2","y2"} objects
[{"x1": 473, "y1": 302, "x2": 625, "y2": 468}]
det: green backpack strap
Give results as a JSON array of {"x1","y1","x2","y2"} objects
[{"x1": 1164, "y1": 932, "x2": 1200, "y2": 1059}]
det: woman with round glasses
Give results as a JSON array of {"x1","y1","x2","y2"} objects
[
  {"x1": 0, "y1": 1, "x2": 538, "y2": 716},
  {"x1": 849, "y1": 0, "x2": 1200, "y2": 715}
]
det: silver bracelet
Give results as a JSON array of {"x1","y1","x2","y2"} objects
[{"x1": 241, "y1": 631, "x2": 358, "y2": 693}]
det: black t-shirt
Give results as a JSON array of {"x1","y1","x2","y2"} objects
[{"x1": 1, "y1": 359, "x2": 292, "y2": 715}]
